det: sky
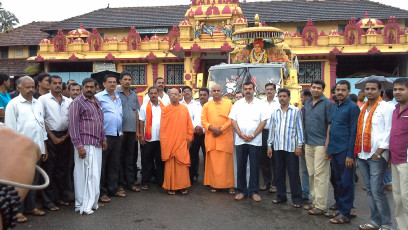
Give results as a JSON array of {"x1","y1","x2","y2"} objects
[{"x1": 1, "y1": 0, "x2": 408, "y2": 27}]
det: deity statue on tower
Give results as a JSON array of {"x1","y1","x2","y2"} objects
[
  {"x1": 194, "y1": 21, "x2": 202, "y2": 39},
  {"x1": 223, "y1": 19, "x2": 233, "y2": 38},
  {"x1": 249, "y1": 38, "x2": 268, "y2": 63}
]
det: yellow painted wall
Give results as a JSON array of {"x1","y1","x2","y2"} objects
[{"x1": 7, "y1": 46, "x2": 30, "y2": 59}]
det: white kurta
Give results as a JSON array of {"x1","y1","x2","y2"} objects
[{"x1": 74, "y1": 145, "x2": 102, "y2": 215}]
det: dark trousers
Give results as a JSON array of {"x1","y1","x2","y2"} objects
[
  {"x1": 260, "y1": 129, "x2": 275, "y2": 187},
  {"x1": 42, "y1": 131, "x2": 71, "y2": 205},
  {"x1": 119, "y1": 132, "x2": 137, "y2": 188},
  {"x1": 189, "y1": 133, "x2": 205, "y2": 183},
  {"x1": 141, "y1": 141, "x2": 164, "y2": 187},
  {"x1": 274, "y1": 150, "x2": 302, "y2": 204},
  {"x1": 19, "y1": 160, "x2": 41, "y2": 212},
  {"x1": 236, "y1": 144, "x2": 261, "y2": 196},
  {"x1": 65, "y1": 142, "x2": 75, "y2": 200},
  {"x1": 100, "y1": 135, "x2": 122, "y2": 196},
  {"x1": 331, "y1": 151, "x2": 355, "y2": 219},
  {"x1": 330, "y1": 161, "x2": 339, "y2": 205}
]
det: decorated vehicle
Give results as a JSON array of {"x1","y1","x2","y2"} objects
[{"x1": 200, "y1": 14, "x2": 302, "y2": 106}]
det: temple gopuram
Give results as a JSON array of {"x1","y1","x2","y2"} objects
[{"x1": 1, "y1": 0, "x2": 408, "y2": 97}]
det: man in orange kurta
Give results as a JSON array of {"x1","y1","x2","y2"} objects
[
  {"x1": 202, "y1": 85, "x2": 235, "y2": 193},
  {"x1": 160, "y1": 88, "x2": 194, "y2": 195}
]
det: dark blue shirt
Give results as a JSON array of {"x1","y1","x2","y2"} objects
[
  {"x1": 327, "y1": 97, "x2": 360, "y2": 158},
  {"x1": 304, "y1": 95, "x2": 333, "y2": 146}
]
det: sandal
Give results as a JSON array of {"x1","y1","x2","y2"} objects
[
  {"x1": 141, "y1": 185, "x2": 149, "y2": 190},
  {"x1": 167, "y1": 190, "x2": 176, "y2": 195},
  {"x1": 130, "y1": 186, "x2": 141, "y2": 192},
  {"x1": 229, "y1": 188, "x2": 235, "y2": 195},
  {"x1": 325, "y1": 212, "x2": 339, "y2": 218},
  {"x1": 44, "y1": 204, "x2": 59, "y2": 211},
  {"x1": 259, "y1": 185, "x2": 267, "y2": 191},
  {"x1": 330, "y1": 214, "x2": 350, "y2": 224},
  {"x1": 134, "y1": 181, "x2": 140, "y2": 186},
  {"x1": 329, "y1": 203, "x2": 339, "y2": 210},
  {"x1": 269, "y1": 186, "x2": 277, "y2": 193},
  {"x1": 114, "y1": 190, "x2": 126, "y2": 197},
  {"x1": 210, "y1": 188, "x2": 217, "y2": 193},
  {"x1": 16, "y1": 213, "x2": 27, "y2": 223},
  {"x1": 303, "y1": 203, "x2": 315, "y2": 210},
  {"x1": 97, "y1": 202, "x2": 105, "y2": 207},
  {"x1": 24, "y1": 208, "x2": 45, "y2": 216},
  {"x1": 293, "y1": 204, "x2": 302, "y2": 208},
  {"x1": 308, "y1": 208, "x2": 325, "y2": 215},
  {"x1": 234, "y1": 193, "x2": 246, "y2": 201},
  {"x1": 359, "y1": 223, "x2": 380, "y2": 230},
  {"x1": 272, "y1": 199, "x2": 287, "y2": 204},
  {"x1": 99, "y1": 195, "x2": 111, "y2": 203},
  {"x1": 56, "y1": 201, "x2": 70, "y2": 206},
  {"x1": 181, "y1": 189, "x2": 188, "y2": 195},
  {"x1": 252, "y1": 194, "x2": 262, "y2": 202}
]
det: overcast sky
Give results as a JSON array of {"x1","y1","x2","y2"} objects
[{"x1": 2, "y1": 0, "x2": 408, "y2": 26}]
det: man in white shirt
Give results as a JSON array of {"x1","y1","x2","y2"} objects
[
  {"x1": 5, "y1": 76, "x2": 48, "y2": 221},
  {"x1": 181, "y1": 86, "x2": 196, "y2": 123},
  {"x1": 189, "y1": 87, "x2": 209, "y2": 184},
  {"x1": 38, "y1": 76, "x2": 72, "y2": 211},
  {"x1": 229, "y1": 81, "x2": 268, "y2": 202},
  {"x1": 355, "y1": 79, "x2": 394, "y2": 230},
  {"x1": 142, "y1": 77, "x2": 170, "y2": 106},
  {"x1": 260, "y1": 82, "x2": 279, "y2": 193},
  {"x1": 139, "y1": 86, "x2": 164, "y2": 190}
]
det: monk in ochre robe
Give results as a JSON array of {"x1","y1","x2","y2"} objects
[
  {"x1": 202, "y1": 85, "x2": 235, "y2": 194},
  {"x1": 160, "y1": 88, "x2": 194, "y2": 195}
]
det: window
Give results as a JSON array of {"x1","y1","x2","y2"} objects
[
  {"x1": 338, "y1": 24, "x2": 346, "y2": 33},
  {"x1": 0, "y1": 47, "x2": 8, "y2": 59},
  {"x1": 124, "y1": 65, "x2": 146, "y2": 85},
  {"x1": 29, "y1": 46, "x2": 38, "y2": 57},
  {"x1": 296, "y1": 26, "x2": 305, "y2": 35},
  {"x1": 298, "y1": 62, "x2": 322, "y2": 84},
  {"x1": 166, "y1": 64, "x2": 184, "y2": 85}
]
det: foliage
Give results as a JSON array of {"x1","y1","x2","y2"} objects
[
  {"x1": 0, "y1": 1, "x2": 19, "y2": 33},
  {"x1": 24, "y1": 64, "x2": 41, "y2": 75}
]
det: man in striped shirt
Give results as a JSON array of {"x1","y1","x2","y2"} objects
[
  {"x1": 267, "y1": 88, "x2": 304, "y2": 208},
  {"x1": 69, "y1": 78, "x2": 107, "y2": 215}
]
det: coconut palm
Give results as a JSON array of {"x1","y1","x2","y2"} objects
[{"x1": 0, "y1": 10, "x2": 19, "y2": 32}]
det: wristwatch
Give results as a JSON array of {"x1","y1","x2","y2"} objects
[{"x1": 376, "y1": 153, "x2": 382, "y2": 158}]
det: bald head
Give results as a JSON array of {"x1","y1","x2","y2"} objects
[
  {"x1": 211, "y1": 84, "x2": 222, "y2": 101},
  {"x1": 169, "y1": 88, "x2": 180, "y2": 105}
]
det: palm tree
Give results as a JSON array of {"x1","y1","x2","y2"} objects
[{"x1": 0, "y1": 1, "x2": 19, "y2": 33}]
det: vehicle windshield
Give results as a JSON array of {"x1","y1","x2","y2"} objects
[{"x1": 208, "y1": 66, "x2": 282, "y2": 96}]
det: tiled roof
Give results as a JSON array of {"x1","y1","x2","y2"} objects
[
  {"x1": 243, "y1": 0, "x2": 408, "y2": 23},
  {"x1": 43, "y1": 0, "x2": 408, "y2": 31},
  {"x1": 0, "y1": 21, "x2": 55, "y2": 47}
]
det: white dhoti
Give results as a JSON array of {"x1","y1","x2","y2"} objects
[{"x1": 74, "y1": 145, "x2": 102, "y2": 215}]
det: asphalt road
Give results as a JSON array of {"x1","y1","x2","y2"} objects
[{"x1": 15, "y1": 160, "x2": 397, "y2": 230}]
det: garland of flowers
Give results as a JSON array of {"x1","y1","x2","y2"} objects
[{"x1": 250, "y1": 49, "x2": 267, "y2": 63}]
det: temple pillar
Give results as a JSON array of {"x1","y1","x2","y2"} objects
[{"x1": 329, "y1": 58, "x2": 338, "y2": 90}]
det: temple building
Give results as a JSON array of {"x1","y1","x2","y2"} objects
[{"x1": 1, "y1": 0, "x2": 408, "y2": 97}]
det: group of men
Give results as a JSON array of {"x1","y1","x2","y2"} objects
[{"x1": 0, "y1": 71, "x2": 407, "y2": 230}]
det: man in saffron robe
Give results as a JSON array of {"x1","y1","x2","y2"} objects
[
  {"x1": 160, "y1": 88, "x2": 194, "y2": 195},
  {"x1": 202, "y1": 84, "x2": 235, "y2": 194}
]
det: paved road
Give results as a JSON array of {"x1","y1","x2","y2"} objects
[{"x1": 15, "y1": 162, "x2": 397, "y2": 230}]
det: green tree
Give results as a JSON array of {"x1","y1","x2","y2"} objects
[{"x1": 0, "y1": 2, "x2": 19, "y2": 33}]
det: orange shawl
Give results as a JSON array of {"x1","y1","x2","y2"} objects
[
  {"x1": 145, "y1": 100, "x2": 164, "y2": 140},
  {"x1": 354, "y1": 97, "x2": 382, "y2": 156}
]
